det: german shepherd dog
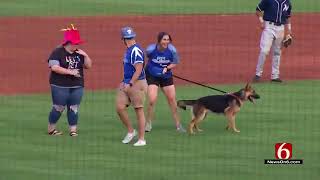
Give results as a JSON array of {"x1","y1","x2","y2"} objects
[{"x1": 177, "y1": 84, "x2": 260, "y2": 134}]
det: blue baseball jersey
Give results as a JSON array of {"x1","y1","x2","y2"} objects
[
  {"x1": 122, "y1": 44, "x2": 145, "y2": 84},
  {"x1": 256, "y1": 0, "x2": 292, "y2": 25},
  {"x1": 145, "y1": 43, "x2": 179, "y2": 78}
]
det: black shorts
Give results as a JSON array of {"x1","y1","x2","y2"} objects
[{"x1": 146, "y1": 70, "x2": 174, "y2": 87}]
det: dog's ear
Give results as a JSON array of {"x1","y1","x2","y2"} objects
[{"x1": 245, "y1": 83, "x2": 251, "y2": 90}]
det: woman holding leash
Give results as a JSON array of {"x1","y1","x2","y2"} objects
[
  {"x1": 47, "y1": 24, "x2": 92, "y2": 136},
  {"x1": 145, "y1": 32, "x2": 185, "y2": 132}
]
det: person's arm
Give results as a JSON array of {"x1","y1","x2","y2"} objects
[
  {"x1": 163, "y1": 64, "x2": 177, "y2": 74},
  {"x1": 166, "y1": 64, "x2": 177, "y2": 70},
  {"x1": 163, "y1": 44, "x2": 179, "y2": 74},
  {"x1": 256, "y1": 10, "x2": 264, "y2": 29},
  {"x1": 256, "y1": 0, "x2": 267, "y2": 29},
  {"x1": 84, "y1": 56, "x2": 92, "y2": 69},
  {"x1": 122, "y1": 62, "x2": 143, "y2": 91},
  {"x1": 285, "y1": 3, "x2": 292, "y2": 35},
  {"x1": 285, "y1": 18, "x2": 292, "y2": 35},
  {"x1": 48, "y1": 54, "x2": 80, "y2": 77},
  {"x1": 125, "y1": 47, "x2": 144, "y2": 89},
  {"x1": 51, "y1": 65, "x2": 80, "y2": 77},
  {"x1": 76, "y1": 49, "x2": 92, "y2": 69},
  {"x1": 143, "y1": 54, "x2": 148, "y2": 69},
  {"x1": 129, "y1": 63, "x2": 144, "y2": 85}
]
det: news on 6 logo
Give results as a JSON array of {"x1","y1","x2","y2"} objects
[
  {"x1": 264, "y1": 142, "x2": 303, "y2": 165},
  {"x1": 275, "y1": 143, "x2": 292, "y2": 159}
]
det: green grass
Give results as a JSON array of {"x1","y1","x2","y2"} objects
[
  {"x1": 0, "y1": 0, "x2": 319, "y2": 16},
  {"x1": 0, "y1": 80, "x2": 319, "y2": 180}
]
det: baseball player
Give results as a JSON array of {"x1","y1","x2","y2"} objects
[
  {"x1": 116, "y1": 26, "x2": 148, "y2": 147},
  {"x1": 253, "y1": 0, "x2": 292, "y2": 82},
  {"x1": 144, "y1": 32, "x2": 185, "y2": 133},
  {"x1": 47, "y1": 24, "x2": 92, "y2": 136}
]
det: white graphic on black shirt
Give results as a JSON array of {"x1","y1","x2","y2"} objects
[{"x1": 65, "y1": 56, "x2": 80, "y2": 69}]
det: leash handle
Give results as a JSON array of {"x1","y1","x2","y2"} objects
[{"x1": 172, "y1": 74, "x2": 227, "y2": 94}]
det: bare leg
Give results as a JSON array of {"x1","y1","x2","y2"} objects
[
  {"x1": 162, "y1": 85, "x2": 181, "y2": 128},
  {"x1": 226, "y1": 120, "x2": 232, "y2": 131},
  {"x1": 116, "y1": 104, "x2": 134, "y2": 133},
  {"x1": 134, "y1": 107, "x2": 145, "y2": 140},
  {"x1": 146, "y1": 85, "x2": 158, "y2": 125}
]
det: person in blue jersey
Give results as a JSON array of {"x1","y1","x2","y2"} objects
[
  {"x1": 253, "y1": 0, "x2": 292, "y2": 83},
  {"x1": 47, "y1": 24, "x2": 92, "y2": 137},
  {"x1": 144, "y1": 32, "x2": 185, "y2": 132},
  {"x1": 116, "y1": 26, "x2": 148, "y2": 147}
]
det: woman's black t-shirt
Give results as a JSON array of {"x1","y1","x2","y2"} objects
[{"x1": 48, "y1": 46, "x2": 85, "y2": 87}]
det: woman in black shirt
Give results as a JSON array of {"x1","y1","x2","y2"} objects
[{"x1": 47, "y1": 24, "x2": 92, "y2": 136}]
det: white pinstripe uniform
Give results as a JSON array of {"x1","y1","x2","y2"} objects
[{"x1": 255, "y1": 0, "x2": 292, "y2": 80}]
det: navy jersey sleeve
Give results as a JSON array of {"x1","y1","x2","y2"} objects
[
  {"x1": 48, "y1": 48, "x2": 61, "y2": 67},
  {"x1": 168, "y1": 44, "x2": 180, "y2": 64},
  {"x1": 130, "y1": 46, "x2": 144, "y2": 65},
  {"x1": 256, "y1": 0, "x2": 268, "y2": 12}
]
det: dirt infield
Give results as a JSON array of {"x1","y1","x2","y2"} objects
[{"x1": 0, "y1": 14, "x2": 319, "y2": 94}]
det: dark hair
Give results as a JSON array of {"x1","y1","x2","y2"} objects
[
  {"x1": 157, "y1": 32, "x2": 172, "y2": 43},
  {"x1": 63, "y1": 41, "x2": 71, "y2": 46}
]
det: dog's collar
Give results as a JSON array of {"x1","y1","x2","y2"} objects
[{"x1": 226, "y1": 93, "x2": 243, "y2": 106}]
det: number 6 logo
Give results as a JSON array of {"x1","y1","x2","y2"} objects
[{"x1": 275, "y1": 143, "x2": 292, "y2": 159}]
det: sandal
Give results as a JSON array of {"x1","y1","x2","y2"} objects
[
  {"x1": 48, "y1": 129, "x2": 63, "y2": 136},
  {"x1": 69, "y1": 131, "x2": 78, "y2": 137}
]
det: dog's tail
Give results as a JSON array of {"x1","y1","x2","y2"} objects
[{"x1": 177, "y1": 100, "x2": 197, "y2": 110}]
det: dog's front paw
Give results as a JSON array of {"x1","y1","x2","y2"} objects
[
  {"x1": 188, "y1": 128, "x2": 194, "y2": 135},
  {"x1": 188, "y1": 124, "x2": 195, "y2": 135},
  {"x1": 233, "y1": 129, "x2": 240, "y2": 133},
  {"x1": 196, "y1": 128, "x2": 203, "y2": 132},
  {"x1": 197, "y1": 129, "x2": 203, "y2": 132}
]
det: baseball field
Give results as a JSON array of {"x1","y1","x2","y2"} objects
[{"x1": 0, "y1": 0, "x2": 319, "y2": 180}]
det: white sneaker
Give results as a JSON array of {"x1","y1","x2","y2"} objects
[
  {"x1": 121, "y1": 129, "x2": 137, "y2": 144},
  {"x1": 133, "y1": 139, "x2": 146, "y2": 147},
  {"x1": 176, "y1": 124, "x2": 186, "y2": 133},
  {"x1": 145, "y1": 121, "x2": 152, "y2": 132}
]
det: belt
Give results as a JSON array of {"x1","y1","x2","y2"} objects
[{"x1": 267, "y1": 21, "x2": 283, "y2": 26}]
